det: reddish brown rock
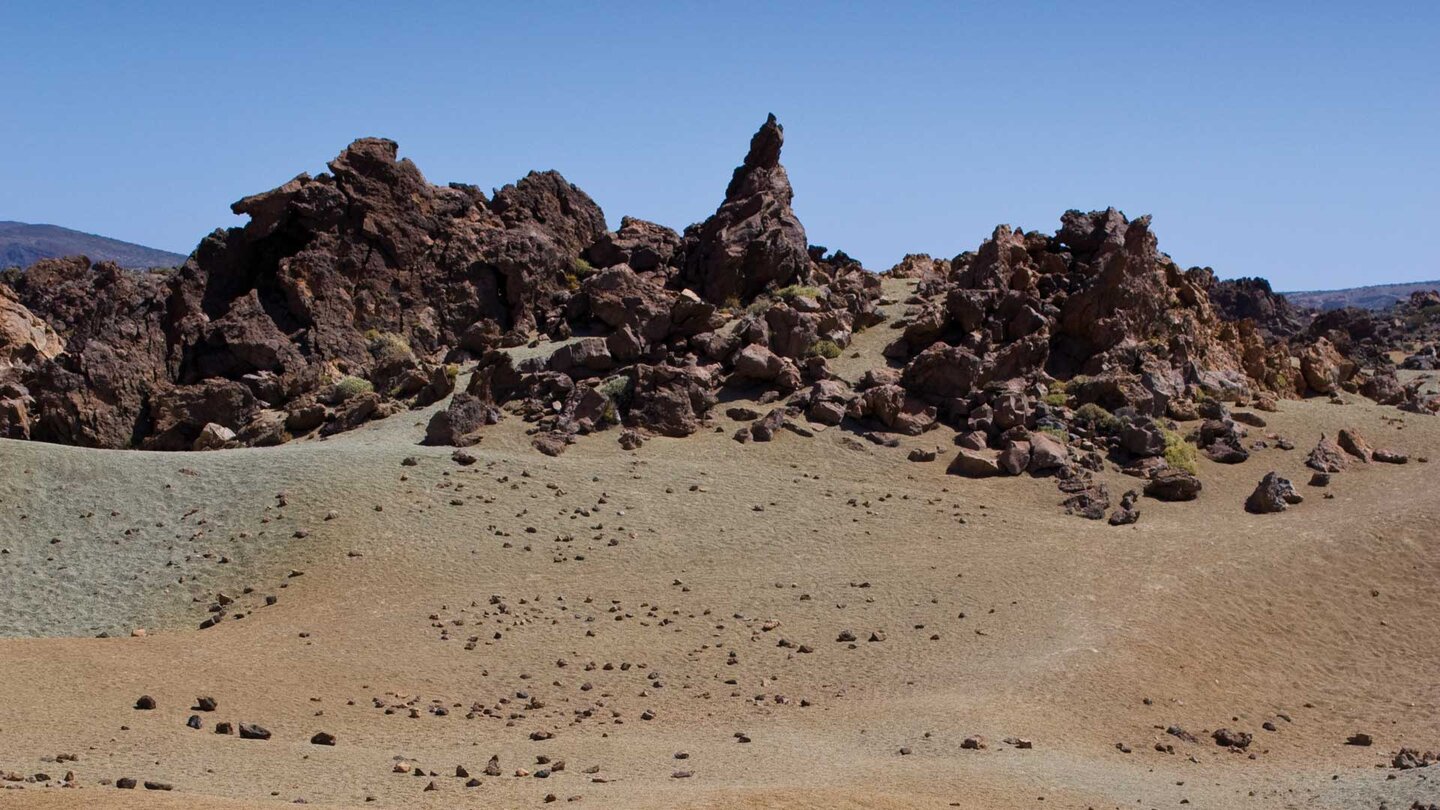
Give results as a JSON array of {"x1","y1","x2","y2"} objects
[{"x1": 682, "y1": 115, "x2": 812, "y2": 305}]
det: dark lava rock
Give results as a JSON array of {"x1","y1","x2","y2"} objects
[
  {"x1": 1245, "y1": 472, "x2": 1302, "y2": 514},
  {"x1": 1143, "y1": 469, "x2": 1202, "y2": 502},
  {"x1": 1212, "y1": 728, "x2": 1252, "y2": 749},
  {"x1": 238, "y1": 723, "x2": 271, "y2": 740}
]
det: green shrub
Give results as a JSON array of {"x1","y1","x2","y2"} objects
[
  {"x1": 775, "y1": 284, "x2": 821, "y2": 300},
  {"x1": 744, "y1": 298, "x2": 770, "y2": 316},
  {"x1": 367, "y1": 331, "x2": 412, "y2": 365},
  {"x1": 597, "y1": 374, "x2": 633, "y2": 403},
  {"x1": 571, "y1": 257, "x2": 596, "y2": 277},
  {"x1": 333, "y1": 376, "x2": 374, "y2": 402},
  {"x1": 808, "y1": 339, "x2": 842, "y2": 359},
  {"x1": 1043, "y1": 391, "x2": 1068, "y2": 407},
  {"x1": 1038, "y1": 426, "x2": 1070, "y2": 443},
  {"x1": 1073, "y1": 402, "x2": 1120, "y2": 433},
  {"x1": 1162, "y1": 429, "x2": 1198, "y2": 474}
]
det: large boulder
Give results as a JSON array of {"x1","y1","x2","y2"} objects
[
  {"x1": 625, "y1": 364, "x2": 717, "y2": 438},
  {"x1": 425, "y1": 391, "x2": 500, "y2": 447},
  {"x1": 1299, "y1": 338, "x2": 1354, "y2": 396},
  {"x1": 585, "y1": 216, "x2": 681, "y2": 276},
  {"x1": 1026, "y1": 432, "x2": 1070, "y2": 474},
  {"x1": 860, "y1": 384, "x2": 936, "y2": 436},
  {"x1": 1144, "y1": 469, "x2": 1202, "y2": 501},
  {"x1": 948, "y1": 448, "x2": 1002, "y2": 478},
  {"x1": 1336, "y1": 428, "x2": 1373, "y2": 462},
  {"x1": 1305, "y1": 434, "x2": 1348, "y2": 472}
]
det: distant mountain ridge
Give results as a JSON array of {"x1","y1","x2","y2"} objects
[
  {"x1": 0, "y1": 221, "x2": 186, "y2": 269},
  {"x1": 1283, "y1": 279, "x2": 1440, "y2": 311}
]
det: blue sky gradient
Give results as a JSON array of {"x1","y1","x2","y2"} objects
[{"x1": 1, "y1": 1, "x2": 1436, "y2": 290}]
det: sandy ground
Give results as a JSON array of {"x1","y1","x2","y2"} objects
[{"x1": 3, "y1": 289, "x2": 1439, "y2": 808}]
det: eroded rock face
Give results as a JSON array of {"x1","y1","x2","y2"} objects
[
  {"x1": 1204, "y1": 273, "x2": 1303, "y2": 340},
  {"x1": 682, "y1": 115, "x2": 812, "y2": 305},
  {"x1": 3, "y1": 257, "x2": 177, "y2": 447},
  {"x1": 0, "y1": 285, "x2": 64, "y2": 375}
]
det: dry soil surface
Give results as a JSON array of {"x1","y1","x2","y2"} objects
[{"x1": 2, "y1": 307, "x2": 1439, "y2": 809}]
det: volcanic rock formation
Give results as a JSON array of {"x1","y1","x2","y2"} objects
[{"x1": 1, "y1": 115, "x2": 1433, "y2": 525}]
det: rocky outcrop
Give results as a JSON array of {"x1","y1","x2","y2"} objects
[
  {"x1": 1203, "y1": 273, "x2": 1303, "y2": 339},
  {"x1": 0, "y1": 138, "x2": 606, "y2": 448},
  {"x1": 682, "y1": 115, "x2": 812, "y2": 305},
  {"x1": 883, "y1": 209, "x2": 1273, "y2": 455},
  {"x1": 3, "y1": 116, "x2": 1432, "y2": 473}
]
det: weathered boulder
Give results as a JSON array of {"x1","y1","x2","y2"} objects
[
  {"x1": 861, "y1": 384, "x2": 936, "y2": 435},
  {"x1": 1299, "y1": 337, "x2": 1354, "y2": 395},
  {"x1": 1336, "y1": 428, "x2": 1373, "y2": 462},
  {"x1": 192, "y1": 422, "x2": 237, "y2": 451},
  {"x1": 585, "y1": 216, "x2": 681, "y2": 275},
  {"x1": 997, "y1": 439, "x2": 1031, "y2": 475},
  {"x1": 1305, "y1": 434, "x2": 1348, "y2": 472},
  {"x1": 625, "y1": 364, "x2": 717, "y2": 438},
  {"x1": 425, "y1": 391, "x2": 500, "y2": 446},
  {"x1": 948, "y1": 448, "x2": 1002, "y2": 478},
  {"x1": 1144, "y1": 469, "x2": 1202, "y2": 501},
  {"x1": 1245, "y1": 472, "x2": 1302, "y2": 514},
  {"x1": 143, "y1": 379, "x2": 257, "y2": 451},
  {"x1": 1026, "y1": 432, "x2": 1070, "y2": 474}
]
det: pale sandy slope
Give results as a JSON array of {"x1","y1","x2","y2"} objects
[{"x1": 2, "y1": 291, "x2": 1439, "y2": 809}]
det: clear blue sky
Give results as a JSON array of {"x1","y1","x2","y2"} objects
[{"x1": 1, "y1": 1, "x2": 1436, "y2": 291}]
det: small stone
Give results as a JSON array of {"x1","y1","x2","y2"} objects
[
  {"x1": 134, "y1": 695, "x2": 156, "y2": 710},
  {"x1": 311, "y1": 732, "x2": 336, "y2": 746},
  {"x1": 1212, "y1": 728, "x2": 1252, "y2": 749},
  {"x1": 238, "y1": 723, "x2": 271, "y2": 740}
]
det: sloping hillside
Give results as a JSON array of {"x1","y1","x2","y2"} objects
[
  {"x1": 0, "y1": 221, "x2": 186, "y2": 269},
  {"x1": 1284, "y1": 279, "x2": 1440, "y2": 311}
]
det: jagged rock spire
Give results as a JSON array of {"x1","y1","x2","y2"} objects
[{"x1": 682, "y1": 114, "x2": 812, "y2": 305}]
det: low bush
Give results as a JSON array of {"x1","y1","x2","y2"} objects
[
  {"x1": 1162, "y1": 429, "x2": 1198, "y2": 474},
  {"x1": 333, "y1": 376, "x2": 374, "y2": 402}
]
